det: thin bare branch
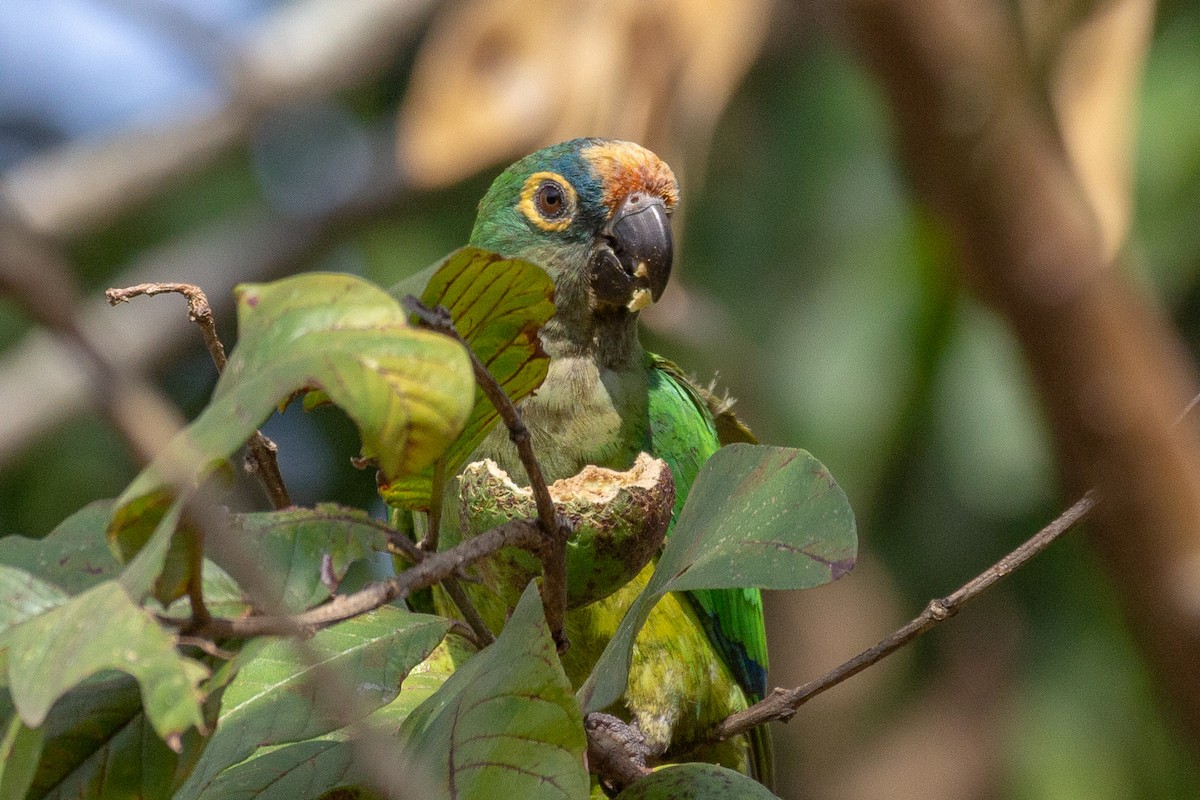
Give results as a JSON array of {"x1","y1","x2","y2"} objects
[
  {"x1": 177, "y1": 635, "x2": 237, "y2": 660},
  {"x1": 711, "y1": 491, "x2": 1096, "y2": 741},
  {"x1": 403, "y1": 296, "x2": 571, "y2": 652},
  {"x1": 106, "y1": 281, "x2": 293, "y2": 510},
  {"x1": 106, "y1": 282, "x2": 228, "y2": 367},
  {"x1": 182, "y1": 519, "x2": 542, "y2": 639}
]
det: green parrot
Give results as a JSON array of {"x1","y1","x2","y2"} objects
[{"x1": 429, "y1": 138, "x2": 771, "y2": 784}]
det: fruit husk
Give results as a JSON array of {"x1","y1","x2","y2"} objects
[{"x1": 458, "y1": 453, "x2": 674, "y2": 609}]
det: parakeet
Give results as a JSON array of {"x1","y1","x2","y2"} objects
[{"x1": 437, "y1": 138, "x2": 771, "y2": 784}]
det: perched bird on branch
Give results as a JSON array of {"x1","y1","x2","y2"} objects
[{"x1": 433, "y1": 138, "x2": 771, "y2": 786}]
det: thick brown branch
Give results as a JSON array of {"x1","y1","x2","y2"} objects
[
  {"x1": 403, "y1": 297, "x2": 571, "y2": 652},
  {"x1": 183, "y1": 519, "x2": 542, "y2": 638},
  {"x1": 829, "y1": 0, "x2": 1200, "y2": 749},
  {"x1": 712, "y1": 491, "x2": 1096, "y2": 741}
]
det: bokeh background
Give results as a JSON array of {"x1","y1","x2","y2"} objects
[{"x1": 1, "y1": 1, "x2": 1199, "y2": 797}]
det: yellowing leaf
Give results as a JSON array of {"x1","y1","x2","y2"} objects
[
  {"x1": 381, "y1": 248, "x2": 554, "y2": 510},
  {"x1": 108, "y1": 273, "x2": 474, "y2": 569}
]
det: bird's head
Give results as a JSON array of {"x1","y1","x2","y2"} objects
[{"x1": 469, "y1": 139, "x2": 678, "y2": 333}]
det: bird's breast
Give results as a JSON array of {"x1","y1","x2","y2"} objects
[{"x1": 477, "y1": 355, "x2": 648, "y2": 483}]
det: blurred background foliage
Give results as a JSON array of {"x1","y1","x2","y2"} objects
[{"x1": 0, "y1": 0, "x2": 1198, "y2": 797}]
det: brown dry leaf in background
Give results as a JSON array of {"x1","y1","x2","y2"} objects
[
  {"x1": 1018, "y1": 0, "x2": 1155, "y2": 258},
  {"x1": 395, "y1": 0, "x2": 772, "y2": 189}
]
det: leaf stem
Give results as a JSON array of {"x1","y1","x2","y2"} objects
[
  {"x1": 442, "y1": 577, "x2": 496, "y2": 646},
  {"x1": 421, "y1": 457, "x2": 447, "y2": 554}
]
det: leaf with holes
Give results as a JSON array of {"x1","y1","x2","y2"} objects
[
  {"x1": 108, "y1": 272, "x2": 474, "y2": 569},
  {"x1": 381, "y1": 247, "x2": 554, "y2": 510},
  {"x1": 579, "y1": 444, "x2": 857, "y2": 714},
  {"x1": 0, "y1": 501, "x2": 120, "y2": 596},
  {"x1": 0, "y1": 580, "x2": 208, "y2": 748},
  {"x1": 399, "y1": 582, "x2": 588, "y2": 799},
  {"x1": 175, "y1": 607, "x2": 450, "y2": 800}
]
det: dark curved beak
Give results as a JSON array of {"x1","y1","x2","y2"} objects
[{"x1": 588, "y1": 194, "x2": 673, "y2": 312}]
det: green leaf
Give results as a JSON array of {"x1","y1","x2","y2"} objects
[
  {"x1": 176, "y1": 607, "x2": 450, "y2": 800},
  {"x1": 613, "y1": 763, "x2": 781, "y2": 799},
  {"x1": 380, "y1": 247, "x2": 554, "y2": 509},
  {"x1": 399, "y1": 582, "x2": 588, "y2": 800},
  {"x1": 110, "y1": 272, "x2": 475, "y2": 561},
  {"x1": 1, "y1": 507, "x2": 205, "y2": 798},
  {"x1": 0, "y1": 580, "x2": 208, "y2": 746},
  {"x1": 0, "y1": 713, "x2": 43, "y2": 800},
  {"x1": 191, "y1": 634, "x2": 472, "y2": 800},
  {"x1": 0, "y1": 501, "x2": 120, "y2": 595},
  {"x1": 29, "y1": 676, "x2": 179, "y2": 800},
  {"x1": 0, "y1": 566, "x2": 68, "y2": 637},
  {"x1": 211, "y1": 505, "x2": 391, "y2": 613},
  {"x1": 194, "y1": 740, "x2": 351, "y2": 800},
  {"x1": 580, "y1": 444, "x2": 856, "y2": 714}
]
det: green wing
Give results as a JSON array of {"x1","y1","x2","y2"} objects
[{"x1": 645, "y1": 354, "x2": 769, "y2": 700}]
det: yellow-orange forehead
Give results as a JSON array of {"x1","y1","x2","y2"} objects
[{"x1": 580, "y1": 141, "x2": 678, "y2": 215}]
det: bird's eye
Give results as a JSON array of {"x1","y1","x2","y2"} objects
[
  {"x1": 535, "y1": 180, "x2": 568, "y2": 219},
  {"x1": 519, "y1": 172, "x2": 575, "y2": 230}
]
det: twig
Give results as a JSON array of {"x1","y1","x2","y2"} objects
[
  {"x1": 181, "y1": 519, "x2": 542, "y2": 638},
  {"x1": 441, "y1": 577, "x2": 496, "y2": 647},
  {"x1": 106, "y1": 282, "x2": 228, "y2": 366},
  {"x1": 242, "y1": 435, "x2": 292, "y2": 510},
  {"x1": 184, "y1": 524, "x2": 211, "y2": 626},
  {"x1": 403, "y1": 297, "x2": 571, "y2": 652},
  {"x1": 177, "y1": 636, "x2": 237, "y2": 660},
  {"x1": 106, "y1": 281, "x2": 293, "y2": 510},
  {"x1": 710, "y1": 491, "x2": 1097, "y2": 741}
]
